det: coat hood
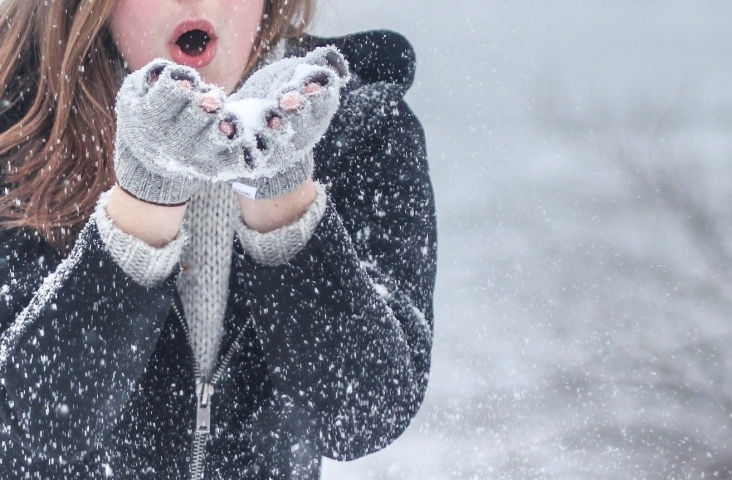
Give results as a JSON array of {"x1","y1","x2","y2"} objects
[{"x1": 290, "y1": 30, "x2": 417, "y2": 94}]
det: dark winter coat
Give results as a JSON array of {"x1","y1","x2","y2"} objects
[{"x1": 0, "y1": 30, "x2": 436, "y2": 479}]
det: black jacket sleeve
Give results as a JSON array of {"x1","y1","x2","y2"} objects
[
  {"x1": 234, "y1": 34, "x2": 437, "y2": 459},
  {"x1": 0, "y1": 222, "x2": 176, "y2": 462}
]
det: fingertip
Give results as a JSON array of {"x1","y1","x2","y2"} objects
[
  {"x1": 177, "y1": 80, "x2": 193, "y2": 91},
  {"x1": 219, "y1": 120, "x2": 236, "y2": 138},
  {"x1": 268, "y1": 115, "x2": 283, "y2": 130},
  {"x1": 305, "y1": 83, "x2": 323, "y2": 96},
  {"x1": 280, "y1": 91, "x2": 304, "y2": 112},
  {"x1": 200, "y1": 94, "x2": 222, "y2": 113}
]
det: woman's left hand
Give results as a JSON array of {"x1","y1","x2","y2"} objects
[{"x1": 226, "y1": 46, "x2": 350, "y2": 202}]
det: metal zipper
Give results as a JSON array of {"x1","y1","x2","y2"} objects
[{"x1": 172, "y1": 301, "x2": 251, "y2": 480}]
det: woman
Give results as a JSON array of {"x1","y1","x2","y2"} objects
[{"x1": 0, "y1": 0, "x2": 436, "y2": 478}]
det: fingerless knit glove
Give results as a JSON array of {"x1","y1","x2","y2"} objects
[
  {"x1": 227, "y1": 46, "x2": 350, "y2": 199},
  {"x1": 114, "y1": 48, "x2": 349, "y2": 204}
]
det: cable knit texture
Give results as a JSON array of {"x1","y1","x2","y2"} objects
[
  {"x1": 178, "y1": 182, "x2": 238, "y2": 379},
  {"x1": 177, "y1": 44, "x2": 288, "y2": 378},
  {"x1": 234, "y1": 181, "x2": 327, "y2": 266},
  {"x1": 93, "y1": 188, "x2": 186, "y2": 288}
]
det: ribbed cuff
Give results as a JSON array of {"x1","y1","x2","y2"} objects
[
  {"x1": 114, "y1": 142, "x2": 200, "y2": 205},
  {"x1": 93, "y1": 188, "x2": 187, "y2": 287},
  {"x1": 234, "y1": 181, "x2": 326, "y2": 265},
  {"x1": 231, "y1": 152, "x2": 313, "y2": 199}
]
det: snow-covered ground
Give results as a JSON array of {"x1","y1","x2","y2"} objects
[{"x1": 317, "y1": 1, "x2": 732, "y2": 478}]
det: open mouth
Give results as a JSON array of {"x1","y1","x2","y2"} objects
[
  {"x1": 176, "y1": 29, "x2": 211, "y2": 57},
  {"x1": 170, "y1": 21, "x2": 217, "y2": 68}
]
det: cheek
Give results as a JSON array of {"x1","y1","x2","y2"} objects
[
  {"x1": 228, "y1": 0, "x2": 265, "y2": 43},
  {"x1": 109, "y1": 0, "x2": 162, "y2": 70}
]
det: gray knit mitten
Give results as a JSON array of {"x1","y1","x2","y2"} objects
[
  {"x1": 226, "y1": 46, "x2": 350, "y2": 199},
  {"x1": 115, "y1": 60, "x2": 260, "y2": 205}
]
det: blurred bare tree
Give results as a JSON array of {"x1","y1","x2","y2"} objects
[{"x1": 520, "y1": 80, "x2": 732, "y2": 479}]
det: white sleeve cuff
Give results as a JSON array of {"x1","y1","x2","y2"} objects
[
  {"x1": 234, "y1": 182, "x2": 327, "y2": 266},
  {"x1": 93, "y1": 188, "x2": 187, "y2": 287}
]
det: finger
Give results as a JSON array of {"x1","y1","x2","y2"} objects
[
  {"x1": 280, "y1": 91, "x2": 304, "y2": 112},
  {"x1": 200, "y1": 93, "x2": 222, "y2": 113},
  {"x1": 268, "y1": 115, "x2": 283, "y2": 130},
  {"x1": 219, "y1": 120, "x2": 236, "y2": 138},
  {"x1": 305, "y1": 82, "x2": 323, "y2": 96},
  {"x1": 176, "y1": 80, "x2": 193, "y2": 90}
]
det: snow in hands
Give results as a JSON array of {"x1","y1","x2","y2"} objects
[
  {"x1": 114, "y1": 46, "x2": 350, "y2": 204},
  {"x1": 229, "y1": 46, "x2": 350, "y2": 155}
]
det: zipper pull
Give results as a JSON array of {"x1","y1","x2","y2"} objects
[{"x1": 196, "y1": 382, "x2": 215, "y2": 434}]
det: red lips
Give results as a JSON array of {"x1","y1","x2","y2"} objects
[{"x1": 169, "y1": 20, "x2": 218, "y2": 69}]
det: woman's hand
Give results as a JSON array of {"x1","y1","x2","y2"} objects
[
  {"x1": 110, "y1": 59, "x2": 267, "y2": 244},
  {"x1": 227, "y1": 46, "x2": 350, "y2": 202},
  {"x1": 109, "y1": 48, "x2": 349, "y2": 242}
]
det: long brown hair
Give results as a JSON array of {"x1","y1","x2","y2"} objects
[{"x1": 0, "y1": 0, "x2": 316, "y2": 252}]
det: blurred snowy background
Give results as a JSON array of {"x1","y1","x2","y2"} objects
[{"x1": 315, "y1": 1, "x2": 732, "y2": 479}]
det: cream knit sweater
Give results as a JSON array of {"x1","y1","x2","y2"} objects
[{"x1": 94, "y1": 182, "x2": 326, "y2": 379}]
